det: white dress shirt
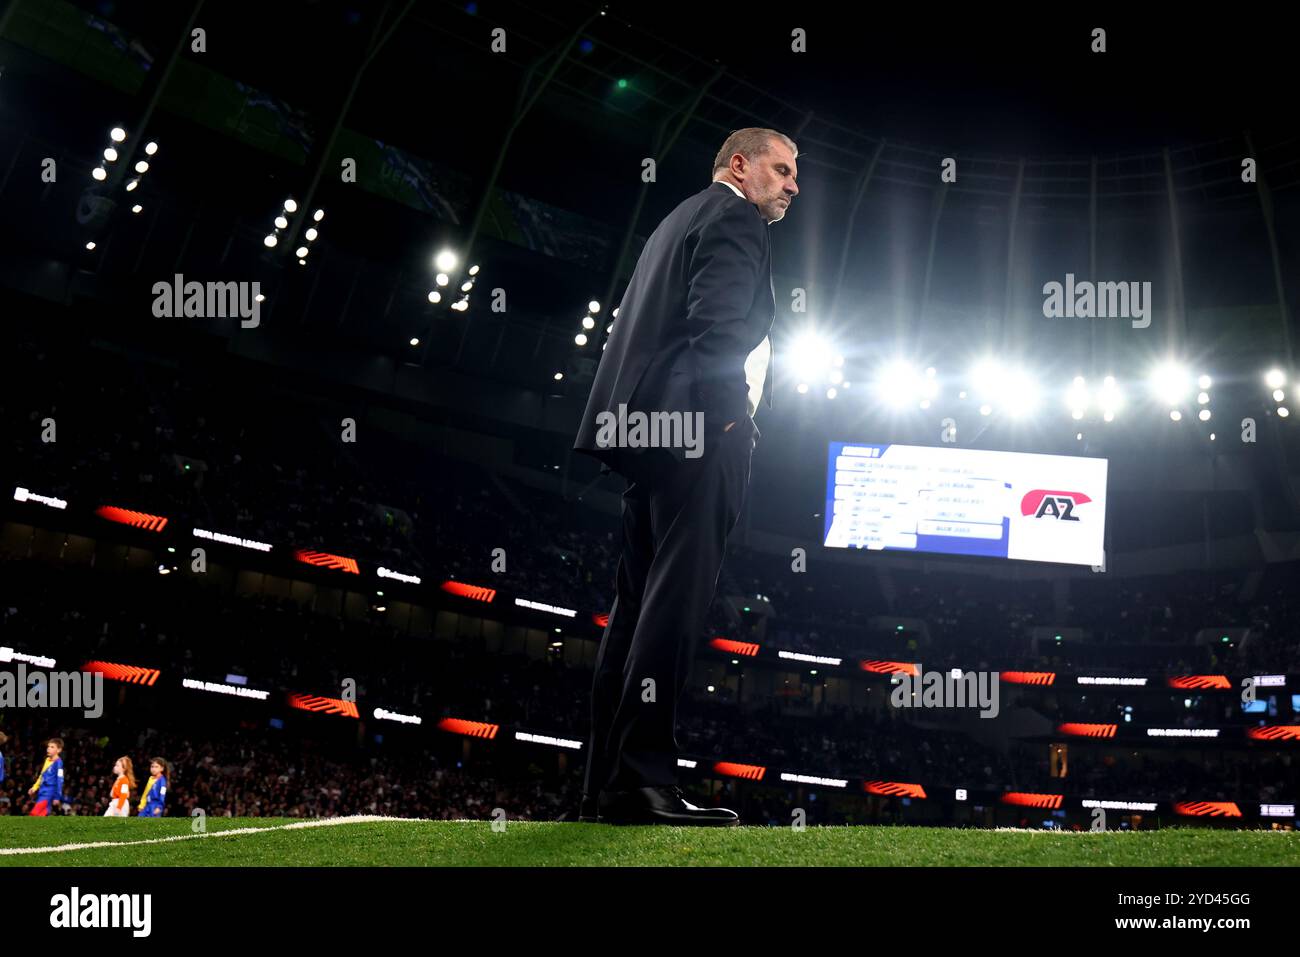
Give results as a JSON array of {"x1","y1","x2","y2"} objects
[{"x1": 714, "y1": 178, "x2": 770, "y2": 418}]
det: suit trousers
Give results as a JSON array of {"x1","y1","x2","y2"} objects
[{"x1": 584, "y1": 417, "x2": 757, "y2": 794}]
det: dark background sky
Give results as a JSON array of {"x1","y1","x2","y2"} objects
[{"x1": 600, "y1": 5, "x2": 1295, "y2": 155}]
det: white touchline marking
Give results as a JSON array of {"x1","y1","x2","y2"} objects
[{"x1": 0, "y1": 815, "x2": 436, "y2": 856}]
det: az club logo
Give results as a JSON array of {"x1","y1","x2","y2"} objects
[{"x1": 1020, "y1": 489, "x2": 1091, "y2": 521}]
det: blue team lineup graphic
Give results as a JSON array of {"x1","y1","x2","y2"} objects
[{"x1": 824, "y1": 441, "x2": 1013, "y2": 557}]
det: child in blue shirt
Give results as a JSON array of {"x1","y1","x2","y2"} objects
[
  {"x1": 28, "y1": 737, "x2": 64, "y2": 815},
  {"x1": 137, "y1": 757, "x2": 170, "y2": 817}
]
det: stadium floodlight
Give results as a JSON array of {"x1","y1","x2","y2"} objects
[
  {"x1": 796, "y1": 382, "x2": 808, "y2": 394},
  {"x1": 1198, "y1": 409, "x2": 1211, "y2": 421},
  {"x1": 1066, "y1": 375, "x2": 1090, "y2": 416},
  {"x1": 575, "y1": 333, "x2": 588, "y2": 346},
  {"x1": 305, "y1": 227, "x2": 318, "y2": 241},
  {"x1": 1170, "y1": 409, "x2": 1182, "y2": 421},
  {"x1": 295, "y1": 246, "x2": 308, "y2": 258},
  {"x1": 435, "y1": 273, "x2": 449, "y2": 287},
  {"x1": 452, "y1": 299, "x2": 468, "y2": 311},
  {"x1": 1001, "y1": 368, "x2": 1040, "y2": 418},
  {"x1": 1197, "y1": 374, "x2": 1212, "y2": 389},
  {"x1": 91, "y1": 166, "x2": 107, "y2": 181},
  {"x1": 979, "y1": 403, "x2": 992, "y2": 416},
  {"x1": 434, "y1": 249, "x2": 458, "y2": 273},
  {"x1": 254, "y1": 293, "x2": 265, "y2": 302},
  {"x1": 588, "y1": 300, "x2": 601, "y2": 313},
  {"x1": 284, "y1": 198, "x2": 298, "y2": 213},
  {"x1": 263, "y1": 234, "x2": 278, "y2": 247},
  {"x1": 970, "y1": 359, "x2": 1003, "y2": 399},
  {"x1": 85, "y1": 241, "x2": 96, "y2": 250},
  {"x1": 297, "y1": 258, "x2": 306, "y2": 265},
  {"x1": 967, "y1": 358, "x2": 1003, "y2": 408},
  {"x1": 313, "y1": 208, "x2": 324, "y2": 222},
  {"x1": 1097, "y1": 376, "x2": 1122, "y2": 417},
  {"x1": 427, "y1": 291, "x2": 441, "y2": 303},
  {"x1": 131, "y1": 204, "x2": 142, "y2": 214},
  {"x1": 829, "y1": 368, "x2": 843, "y2": 385},
  {"x1": 1280, "y1": 407, "x2": 1291, "y2": 418},
  {"x1": 553, "y1": 372, "x2": 563, "y2": 381},
  {"x1": 134, "y1": 160, "x2": 148, "y2": 173},
  {"x1": 409, "y1": 337, "x2": 420, "y2": 347},
  {"x1": 789, "y1": 332, "x2": 836, "y2": 384},
  {"x1": 125, "y1": 179, "x2": 138, "y2": 191},
  {"x1": 826, "y1": 387, "x2": 837, "y2": 399},
  {"x1": 110, "y1": 127, "x2": 126, "y2": 142},
  {"x1": 103, "y1": 147, "x2": 118, "y2": 162},
  {"x1": 582, "y1": 316, "x2": 595, "y2": 330},
  {"x1": 468, "y1": 264, "x2": 479, "y2": 275},
  {"x1": 875, "y1": 358, "x2": 918, "y2": 407},
  {"x1": 1273, "y1": 389, "x2": 1286, "y2": 402},
  {"x1": 145, "y1": 141, "x2": 158, "y2": 156},
  {"x1": 1197, "y1": 391, "x2": 1209, "y2": 405},
  {"x1": 1149, "y1": 362, "x2": 1190, "y2": 405},
  {"x1": 1265, "y1": 368, "x2": 1286, "y2": 389},
  {"x1": 612, "y1": 307, "x2": 619, "y2": 317},
  {"x1": 606, "y1": 323, "x2": 613, "y2": 334},
  {"x1": 461, "y1": 281, "x2": 473, "y2": 292}
]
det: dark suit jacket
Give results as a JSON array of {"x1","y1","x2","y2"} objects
[{"x1": 574, "y1": 181, "x2": 776, "y2": 478}]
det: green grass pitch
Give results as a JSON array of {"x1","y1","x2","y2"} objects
[{"x1": 1, "y1": 817, "x2": 1295, "y2": 866}]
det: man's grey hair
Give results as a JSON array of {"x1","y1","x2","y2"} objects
[{"x1": 711, "y1": 128, "x2": 798, "y2": 179}]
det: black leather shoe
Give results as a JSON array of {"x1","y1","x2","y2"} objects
[
  {"x1": 578, "y1": 793, "x2": 599, "y2": 823},
  {"x1": 598, "y1": 786, "x2": 739, "y2": 826}
]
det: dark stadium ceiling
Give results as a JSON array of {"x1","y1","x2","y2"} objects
[
  {"x1": 10, "y1": 0, "x2": 1296, "y2": 389},
  {"x1": 67, "y1": 1, "x2": 1297, "y2": 185}
]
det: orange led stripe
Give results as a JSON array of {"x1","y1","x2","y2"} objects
[
  {"x1": 1247, "y1": 726, "x2": 1300, "y2": 741},
  {"x1": 1001, "y1": 671, "x2": 1057, "y2": 686},
  {"x1": 1167, "y1": 675, "x2": 1231, "y2": 690},
  {"x1": 82, "y1": 660, "x2": 160, "y2": 686},
  {"x1": 95, "y1": 505, "x2": 168, "y2": 532},
  {"x1": 712, "y1": 761, "x2": 766, "y2": 781},
  {"x1": 1001, "y1": 792, "x2": 1064, "y2": 809},
  {"x1": 1173, "y1": 801, "x2": 1242, "y2": 817},
  {"x1": 1057, "y1": 722, "x2": 1117, "y2": 738},
  {"x1": 864, "y1": 781, "x2": 927, "y2": 799},
  {"x1": 293, "y1": 549, "x2": 360, "y2": 575},
  {"x1": 440, "y1": 580, "x2": 497, "y2": 603},
  {"x1": 286, "y1": 693, "x2": 360, "y2": 718},
  {"x1": 860, "y1": 660, "x2": 919, "y2": 676},
  {"x1": 437, "y1": 717, "x2": 500, "y2": 739},
  {"x1": 710, "y1": 637, "x2": 760, "y2": 657}
]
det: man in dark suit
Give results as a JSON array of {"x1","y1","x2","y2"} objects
[{"x1": 573, "y1": 128, "x2": 799, "y2": 825}]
